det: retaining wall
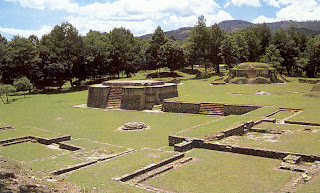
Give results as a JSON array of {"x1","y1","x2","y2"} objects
[
  {"x1": 224, "y1": 104, "x2": 261, "y2": 115},
  {"x1": 162, "y1": 101, "x2": 201, "y2": 114},
  {"x1": 162, "y1": 101, "x2": 261, "y2": 115}
]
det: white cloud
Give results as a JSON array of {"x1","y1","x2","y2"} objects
[
  {"x1": 0, "y1": 25, "x2": 52, "y2": 38},
  {"x1": 2, "y1": 0, "x2": 230, "y2": 36},
  {"x1": 67, "y1": 16, "x2": 156, "y2": 37},
  {"x1": 4, "y1": 0, "x2": 79, "y2": 11},
  {"x1": 253, "y1": 15, "x2": 280, "y2": 23},
  {"x1": 262, "y1": 0, "x2": 280, "y2": 7},
  {"x1": 253, "y1": 0, "x2": 320, "y2": 23},
  {"x1": 231, "y1": 0, "x2": 261, "y2": 7}
]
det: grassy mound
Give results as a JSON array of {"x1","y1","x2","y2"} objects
[
  {"x1": 311, "y1": 83, "x2": 320, "y2": 92},
  {"x1": 235, "y1": 62, "x2": 272, "y2": 69}
]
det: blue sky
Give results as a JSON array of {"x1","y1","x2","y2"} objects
[{"x1": 1, "y1": 0, "x2": 320, "y2": 40}]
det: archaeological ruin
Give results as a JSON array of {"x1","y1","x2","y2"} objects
[
  {"x1": 87, "y1": 80, "x2": 178, "y2": 110},
  {"x1": 214, "y1": 62, "x2": 287, "y2": 84}
]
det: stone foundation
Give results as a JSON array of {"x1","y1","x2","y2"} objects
[
  {"x1": 87, "y1": 81, "x2": 178, "y2": 110},
  {"x1": 162, "y1": 101, "x2": 261, "y2": 115}
]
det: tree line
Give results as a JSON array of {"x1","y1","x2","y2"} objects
[{"x1": 1, "y1": 16, "x2": 320, "y2": 91}]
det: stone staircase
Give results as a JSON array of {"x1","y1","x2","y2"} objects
[
  {"x1": 199, "y1": 103, "x2": 224, "y2": 116},
  {"x1": 106, "y1": 87, "x2": 122, "y2": 109}
]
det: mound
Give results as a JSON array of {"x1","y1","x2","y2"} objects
[
  {"x1": 311, "y1": 83, "x2": 320, "y2": 92},
  {"x1": 235, "y1": 62, "x2": 272, "y2": 69}
]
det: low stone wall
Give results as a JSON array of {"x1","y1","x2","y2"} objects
[
  {"x1": 169, "y1": 135, "x2": 320, "y2": 162},
  {"x1": 119, "y1": 153, "x2": 184, "y2": 182},
  {"x1": 0, "y1": 125, "x2": 15, "y2": 131},
  {"x1": 284, "y1": 120, "x2": 320, "y2": 127},
  {"x1": 0, "y1": 136, "x2": 32, "y2": 145},
  {"x1": 58, "y1": 142, "x2": 82, "y2": 151},
  {"x1": 299, "y1": 79, "x2": 320, "y2": 84},
  {"x1": 174, "y1": 141, "x2": 194, "y2": 152},
  {"x1": 87, "y1": 84, "x2": 111, "y2": 108},
  {"x1": 162, "y1": 101, "x2": 260, "y2": 115},
  {"x1": 35, "y1": 136, "x2": 71, "y2": 145},
  {"x1": 52, "y1": 160, "x2": 98, "y2": 175},
  {"x1": 224, "y1": 104, "x2": 261, "y2": 115},
  {"x1": 162, "y1": 101, "x2": 201, "y2": 114}
]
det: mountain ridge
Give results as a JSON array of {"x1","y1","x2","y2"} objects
[{"x1": 139, "y1": 20, "x2": 320, "y2": 40}]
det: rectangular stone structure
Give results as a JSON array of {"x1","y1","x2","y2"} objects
[{"x1": 87, "y1": 84, "x2": 111, "y2": 108}]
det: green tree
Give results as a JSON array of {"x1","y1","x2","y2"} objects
[
  {"x1": 208, "y1": 23, "x2": 224, "y2": 73},
  {"x1": 241, "y1": 27, "x2": 260, "y2": 62},
  {"x1": 254, "y1": 23, "x2": 272, "y2": 58},
  {"x1": 260, "y1": 44, "x2": 284, "y2": 71},
  {"x1": 305, "y1": 35, "x2": 320, "y2": 77},
  {"x1": 13, "y1": 76, "x2": 33, "y2": 96},
  {"x1": 220, "y1": 34, "x2": 239, "y2": 68},
  {"x1": 234, "y1": 32, "x2": 249, "y2": 63},
  {"x1": 0, "y1": 84, "x2": 16, "y2": 104},
  {"x1": 0, "y1": 34, "x2": 8, "y2": 82},
  {"x1": 145, "y1": 26, "x2": 167, "y2": 71},
  {"x1": 159, "y1": 41, "x2": 186, "y2": 72},
  {"x1": 109, "y1": 27, "x2": 137, "y2": 78},
  {"x1": 41, "y1": 22, "x2": 85, "y2": 87},
  {"x1": 83, "y1": 30, "x2": 111, "y2": 79},
  {"x1": 273, "y1": 28, "x2": 299, "y2": 76},
  {"x1": 182, "y1": 41, "x2": 197, "y2": 69},
  {"x1": 5, "y1": 36, "x2": 40, "y2": 84},
  {"x1": 190, "y1": 15, "x2": 210, "y2": 71}
]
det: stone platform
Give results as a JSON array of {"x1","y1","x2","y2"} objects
[{"x1": 87, "y1": 80, "x2": 178, "y2": 110}]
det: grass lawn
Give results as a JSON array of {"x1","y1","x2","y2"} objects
[
  {"x1": 148, "y1": 149, "x2": 295, "y2": 193},
  {"x1": 0, "y1": 142, "x2": 67, "y2": 161},
  {"x1": 65, "y1": 148, "x2": 177, "y2": 192},
  {"x1": 0, "y1": 71, "x2": 319, "y2": 192},
  {"x1": 0, "y1": 127, "x2": 65, "y2": 141},
  {"x1": 269, "y1": 110, "x2": 297, "y2": 120},
  {"x1": 224, "y1": 131, "x2": 320, "y2": 155},
  {"x1": 254, "y1": 122, "x2": 320, "y2": 131},
  {"x1": 25, "y1": 139, "x2": 128, "y2": 173},
  {"x1": 297, "y1": 175, "x2": 320, "y2": 193}
]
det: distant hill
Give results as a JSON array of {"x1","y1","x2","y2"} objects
[{"x1": 139, "y1": 20, "x2": 320, "y2": 40}]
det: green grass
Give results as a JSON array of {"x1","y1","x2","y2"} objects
[
  {"x1": 181, "y1": 107, "x2": 279, "y2": 139},
  {"x1": 0, "y1": 142, "x2": 67, "y2": 161},
  {"x1": 0, "y1": 127, "x2": 64, "y2": 141},
  {"x1": 149, "y1": 149, "x2": 295, "y2": 193},
  {"x1": 254, "y1": 122, "x2": 320, "y2": 131},
  {"x1": 1, "y1": 72, "x2": 320, "y2": 192},
  {"x1": 181, "y1": 115, "x2": 255, "y2": 138},
  {"x1": 25, "y1": 139, "x2": 128, "y2": 173},
  {"x1": 65, "y1": 149, "x2": 177, "y2": 192},
  {"x1": 297, "y1": 175, "x2": 320, "y2": 192},
  {"x1": 229, "y1": 131, "x2": 320, "y2": 155},
  {"x1": 269, "y1": 110, "x2": 297, "y2": 120},
  {"x1": 0, "y1": 91, "x2": 217, "y2": 149}
]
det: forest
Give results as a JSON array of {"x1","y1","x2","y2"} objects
[{"x1": 0, "y1": 15, "x2": 320, "y2": 92}]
